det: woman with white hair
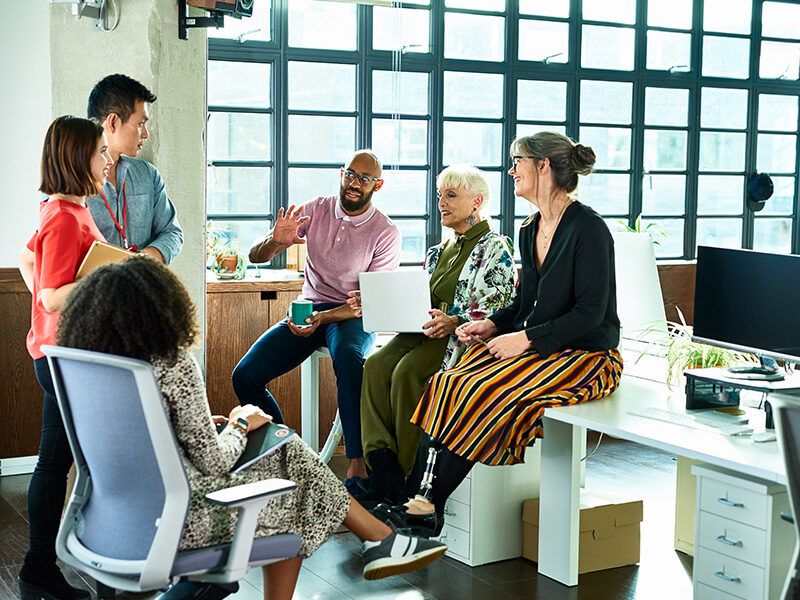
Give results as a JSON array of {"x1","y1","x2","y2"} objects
[{"x1": 350, "y1": 165, "x2": 517, "y2": 508}]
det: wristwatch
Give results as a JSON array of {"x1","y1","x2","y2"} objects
[{"x1": 230, "y1": 417, "x2": 249, "y2": 434}]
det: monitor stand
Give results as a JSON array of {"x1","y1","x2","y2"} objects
[{"x1": 727, "y1": 357, "x2": 785, "y2": 381}]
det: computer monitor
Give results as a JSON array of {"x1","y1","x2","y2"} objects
[{"x1": 692, "y1": 245, "x2": 800, "y2": 378}]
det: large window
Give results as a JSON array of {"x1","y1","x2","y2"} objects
[{"x1": 209, "y1": 0, "x2": 800, "y2": 264}]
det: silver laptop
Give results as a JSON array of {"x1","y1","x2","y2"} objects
[{"x1": 359, "y1": 270, "x2": 431, "y2": 333}]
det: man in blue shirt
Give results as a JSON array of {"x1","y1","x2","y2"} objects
[{"x1": 87, "y1": 74, "x2": 183, "y2": 264}]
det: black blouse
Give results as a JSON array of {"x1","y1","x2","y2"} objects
[{"x1": 490, "y1": 201, "x2": 620, "y2": 358}]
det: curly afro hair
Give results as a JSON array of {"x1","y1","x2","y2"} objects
[{"x1": 57, "y1": 256, "x2": 198, "y2": 365}]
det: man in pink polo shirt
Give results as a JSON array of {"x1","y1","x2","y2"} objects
[{"x1": 232, "y1": 150, "x2": 401, "y2": 494}]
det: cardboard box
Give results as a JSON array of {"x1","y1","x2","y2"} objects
[{"x1": 522, "y1": 490, "x2": 643, "y2": 574}]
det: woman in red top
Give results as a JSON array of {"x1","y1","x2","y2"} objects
[{"x1": 17, "y1": 116, "x2": 113, "y2": 600}]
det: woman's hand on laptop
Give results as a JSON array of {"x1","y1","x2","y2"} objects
[
  {"x1": 346, "y1": 290, "x2": 362, "y2": 317},
  {"x1": 456, "y1": 319, "x2": 497, "y2": 344},
  {"x1": 423, "y1": 309, "x2": 459, "y2": 339}
]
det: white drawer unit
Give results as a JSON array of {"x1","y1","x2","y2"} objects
[
  {"x1": 439, "y1": 446, "x2": 540, "y2": 566},
  {"x1": 692, "y1": 464, "x2": 794, "y2": 600}
]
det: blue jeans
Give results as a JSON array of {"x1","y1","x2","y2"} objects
[
  {"x1": 24, "y1": 357, "x2": 74, "y2": 571},
  {"x1": 232, "y1": 303, "x2": 375, "y2": 458}
]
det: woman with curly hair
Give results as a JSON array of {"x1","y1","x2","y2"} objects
[
  {"x1": 18, "y1": 115, "x2": 112, "y2": 600},
  {"x1": 56, "y1": 256, "x2": 446, "y2": 600}
]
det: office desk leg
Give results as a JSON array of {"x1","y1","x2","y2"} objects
[
  {"x1": 300, "y1": 352, "x2": 320, "y2": 450},
  {"x1": 538, "y1": 416, "x2": 582, "y2": 586}
]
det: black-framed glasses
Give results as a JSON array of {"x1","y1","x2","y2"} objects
[
  {"x1": 341, "y1": 168, "x2": 382, "y2": 186},
  {"x1": 510, "y1": 155, "x2": 534, "y2": 169}
]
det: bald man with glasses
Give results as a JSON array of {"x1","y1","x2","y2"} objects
[{"x1": 233, "y1": 150, "x2": 401, "y2": 493}]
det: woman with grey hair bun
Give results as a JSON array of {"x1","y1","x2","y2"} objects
[
  {"x1": 374, "y1": 132, "x2": 623, "y2": 538},
  {"x1": 347, "y1": 164, "x2": 517, "y2": 509}
]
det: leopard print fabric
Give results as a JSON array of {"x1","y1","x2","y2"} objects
[{"x1": 152, "y1": 351, "x2": 350, "y2": 557}]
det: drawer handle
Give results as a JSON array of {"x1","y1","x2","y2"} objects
[
  {"x1": 715, "y1": 571, "x2": 741, "y2": 583},
  {"x1": 717, "y1": 497, "x2": 744, "y2": 508},
  {"x1": 443, "y1": 508, "x2": 456, "y2": 517},
  {"x1": 716, "y1": 535, "x2": 743, "y2": 547}
]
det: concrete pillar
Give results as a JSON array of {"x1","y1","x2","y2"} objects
[{"x1": 49, "y1": 0, "x2": 207, "y2": 355}]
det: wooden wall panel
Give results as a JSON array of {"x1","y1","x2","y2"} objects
[{"x1": 657, "y1": 263, "x2": 696, "y2": 326}]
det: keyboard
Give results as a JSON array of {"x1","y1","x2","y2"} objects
[{"x1": 628, "y1": 407, "x2": 753, "y2": 436}]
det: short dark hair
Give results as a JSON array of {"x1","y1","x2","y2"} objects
[
  {"x1": 40, "y1": 115, "x2": 104, "y2": 197},
  {"x1": 58, "y1": 256, "x2": 198, "y2": 366},
  {"x1": 87, "y1": 74, "x2": 157, "y2": 124}
]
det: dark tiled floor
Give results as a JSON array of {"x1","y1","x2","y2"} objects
[{"x1": 0, "y1": 433, "x2": 693, "y2": 599}]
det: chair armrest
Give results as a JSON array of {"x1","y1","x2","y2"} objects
[{"x1": 204, "y1": 478, "x2": 296, "y2": 507}]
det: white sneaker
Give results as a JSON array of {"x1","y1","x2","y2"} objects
[{"x1": 362, "y1": 530, "x2": 447, "y2": 580}]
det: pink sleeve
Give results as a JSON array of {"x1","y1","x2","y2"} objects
[
  {"x1": 26, "y1": 232, "x2": 36, "y2": 252},
  {"x1": 296, "y1": 198, "x2": 316, "y2": 239},
  {"x1": 367, "y1": 224, "x2": 401, "y2": 272}
]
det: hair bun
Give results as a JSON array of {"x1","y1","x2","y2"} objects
[{"x1": 572, "y1": 143, "x2": 596, "y2": 176}]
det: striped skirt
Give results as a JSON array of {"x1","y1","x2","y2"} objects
[{"x1": 410, "y1": 344, "x2": 623, "y2": 466}]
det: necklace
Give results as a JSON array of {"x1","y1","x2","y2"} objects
[{"x1": 539, "y1": 200, "x2": 571, "y2": 249}]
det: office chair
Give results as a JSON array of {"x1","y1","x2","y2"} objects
[
  {"x1": 43, "y1": 345, "x2": 302, "y2": 595},
  {"x1": 772, "y1": 393, "x2": 800, "y2": 600}
]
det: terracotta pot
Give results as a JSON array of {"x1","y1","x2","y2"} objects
[{"x1": 216, "y1": 254, "x2": 238, "y2": 273}]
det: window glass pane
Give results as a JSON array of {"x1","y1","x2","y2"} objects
[
  {"x1": 579, "y1": 127, "x2": 631, "y2": 170},
  {"x1": 580, "y1": 174, "x2": 629, "y2": 214},
  {"x1": 209, "y1": 62, "x2": 270, "y2": 108},
  {"x1": 481, "y1": 171, "x2": 503, "y2": 215},
  {"x1": 373, "y1": 6, "x2": 430, "y2": 53},
  {"x1": 642, "y1": 174, "x2": 685, "y2": 215},
  {"x1": 446, "y1": 0, "x2": 505, "y2": 9},
  {"x1": 647, "y1": 219, "x2": 684, "y2": 258},
  {"x1": 697, "y1": 175, "x2": 743, "y2": 214},
  {"x1": 209, "y1": 220, "x2": 270, "y2": 261},
  {"x1": 288, "y1": 62, "x2": 355, "y2": 111},
  {"x1": 758, "y1": 95, "x2": 798, "y2": 132},
  {"x1": 703, "y1": 0, "x2": 751, "y2": 34},
  {"x1": 648, "y1": 0, "x2": 692, "y2": 30},
  {"x1": 519, "y1": 0, "x2": 569, "y2": 18},
  {"x1": 753, "y1": 219, "x2": 792, "y2": 253},
  {"x1": 443, "y1": 72, "x2": 504, "y2": 118},
  {"x1": 759, "y1": 41, "x2": 800, "y2": 80},
  {"x1": 518, "y1": 80, "x2": 567, "y2": 122},
  {"x1": 516, "y1": 196, "x2": 534, "y2": 218},
  {"x1": 443, "y1": 121, "x2": 503, "y2": 165},
  {"x1": 396, "y1": 220, "x2": 427, "y2": 262},
  {"x1": 208, "y1": 167, "x2": 270, "y2": 215},
  {"x1": 757, "y1": 134, "x2": 797, "y2": 173},
  {"x1": 209, "y1": 2, "x2": 270, "y2": 41},
  {"x1": 371, "y1": 119, "x2": 428, "y2": 165},
  {"x1": 373, "y1": 71, "x2": 430, "y2": 115},
  {"x1": 288, "y1": 116, "x2": 354, "y2": 162},
  {"x1": 696, "y1": 219, "x2": 742, "y2": 249},
  {"x1": 580, "y1": 81, "x2": 633, "y2": 124},
  {"x1": 762, "y1": 3, "x2": 800, "y2": 39},
  {"x1": 208, "y1": 113, "x2": 271, "y2": 161},
  {"x1": 513, "y1": 218, "x2": 528, "y2": 260},
  {"x1": 702, "y1": 36, "x2": 750, "y2": 79},
  {"x1": 583, "y1": 0, "x2": 635, "y2": 24},
  {"x1": 373, "y1": 169, "x2": 427, "y2": 216},
  {"x1": 581, "y1": 25, "x2": 635, "y2": 71},
  {"x1": 699, "y1": 132, "x2": 746, "y2": 171},
  {"x1": 518, "y1": 20, "x2": 569, "y2": 63},
  {"x1": 700, "y1": 88, "x2": 748, "y2": 130},
  {"x1": 644, "y1": 130, "x2": 687, "y2": 170},
  {"x1": 646, "y1": 31, "x2": 691, "y2": 71},
  {"x1": 645, "y1": 88, "x2": 689, "y2": 127},
  {"x1": 288, "y1": 168, "x2": 341, "y2": 204},
  {"x1": 761, "y1": 176, "x2": 795, "y2": 214},
  {"x1": 516, "y1": 123, "x2": 567, "y2": 137},
  {"x1": 444, "y1": 13, "x2": 505, "y2": 62},
  {"x1": 288, "y1": 0, "x2": 356, "y2": 51}
]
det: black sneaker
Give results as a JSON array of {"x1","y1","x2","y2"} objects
[
  {"x1": 18, "y1": 575, "x2": 90, "y2": 600},
  {"x1": 371, "y1": 502, "x2": 443, "y2": 538},
  {"x1": 362, "y1": 530, "x2": 447, "y2": 580}
]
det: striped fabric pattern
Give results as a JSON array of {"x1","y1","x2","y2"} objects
[{"x1": 411, "y1": 344, "x2": 623, "y2": 466}]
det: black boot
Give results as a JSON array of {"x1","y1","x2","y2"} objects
[
  {"x1": 358, "y1": 448, "x2": 405, "y2": 510},
  {"x1": 157, "y1": 581, "x2": 239, "y2": 600},
  {"x1": 18, "y1": 563, "x2": 90, "y2": 600},
  {"x1": 371, "y1": 500, "x2": 443, "y2": 538}
]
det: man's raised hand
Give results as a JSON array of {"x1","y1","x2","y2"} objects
[{"x1": 272, "y1": 204, "x2": 311, "y2": 247}]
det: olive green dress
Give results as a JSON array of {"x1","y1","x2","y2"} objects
[{"x1": 361, "y1": 220, "x2": 490, "y2": 475}]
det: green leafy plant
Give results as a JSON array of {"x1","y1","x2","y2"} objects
[
  {"x1": 616, "y1": 214, "x2": 668, "y2": 246},
  {"x1": 206, "y1": 220, "x2": 227, "y2": 263},
  {"x1": 209, "y1": 241, "x2": 247, "y2": 280}
]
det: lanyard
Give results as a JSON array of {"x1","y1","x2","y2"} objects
[{"x1": 98, "y1": 181, "x2": 129, "y2": 248}]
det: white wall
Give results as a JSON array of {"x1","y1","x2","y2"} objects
[{"x1": 0, "y1": 2, "x2": 52, "y2": 267}]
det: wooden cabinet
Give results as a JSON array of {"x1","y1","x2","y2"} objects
[{"x1": 205, "y1": 273, "x2": 338, "y2": 447}]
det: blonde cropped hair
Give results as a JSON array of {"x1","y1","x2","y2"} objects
[{"x1": 436, "y1": 164, "x2": 490, "y2": 213}]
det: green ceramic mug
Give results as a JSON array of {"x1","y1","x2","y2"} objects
[{"x1": 290, "y1": 299, "x2": 314, "y2": 327}]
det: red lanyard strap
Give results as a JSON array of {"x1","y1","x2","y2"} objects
[{"x1": 98, "y1": 181, "x2": 128, "y2": 247}]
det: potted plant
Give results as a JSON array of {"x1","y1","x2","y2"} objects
[
  {"x1": 616, "y1": 213, "x2": 668, "y2": 246},
  {"x1": 209, "y1": 241, "x2": 246, "y2": 280},
  {"x1": 206, "y1": 220, "x2": 225, "y2": 263}
]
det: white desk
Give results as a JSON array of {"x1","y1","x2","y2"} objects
[{"x1": 537, "y1": 374, "x2": 787, "y2": 586}]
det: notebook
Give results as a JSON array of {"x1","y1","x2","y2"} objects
[
  {"x1": 229, "y1": 422, "x2": 297, "y2": 473},
  {"x1": 76, "y1": 240, "x2": 135, "y2": 279},
  {"x1": 359, "y1": 270, "x2": 432, "y2": 333}
]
